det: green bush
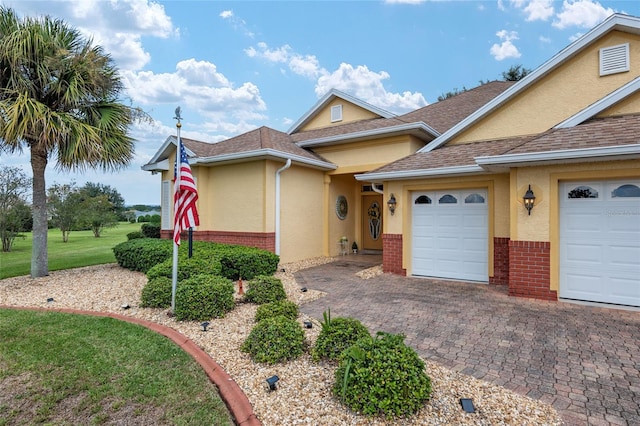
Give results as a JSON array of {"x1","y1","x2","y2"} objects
[
  {"x1": 255, "y1": 300, "x2": 299, "y2": 322},
  {"x1": 174, "y1": 274, "x2": 235, "y2": 321},
  {"x1": 241, "y1": 316, "x2": 305, "y2": 364},
  {"x1": 333, "y1": 332, "x2": 431, "y2": 418},
  {"x1": 112, "y1": 238, "x2": 173, "y2": 272},
  {"x1": 140, "y1": 276, "x2": 172, "y2": 308},
  {"x1": 141, "y1": 222, "x2": 161, "y2": 238},
  {"x1": 244, "y1": 275, "x2": 286, "y2": 304},
  {"x1": 219, "y1": 248, "x2": 279, "y2": 280},
  {"x1": 313, "y1": 316, "x2": 370, "y2": 361},
  {"x1": 126, "y1": 231, "x2": 144, "y2": 240},
  {"x1": 146, "y1": 256, "x2": 222, "y2": 281}
]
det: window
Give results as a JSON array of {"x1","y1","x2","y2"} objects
[
  {"x1": 568, "y1": 185, "x2": 598, "y2": 199},
  {"x1": 439, "y1": 194, "x2": 457, "y2": 204},
  {"x1": 612, "y1": 184, "x2": 640, "y2": 198},
  {"x1": 600, "y1": 43, "x2": 629, "y2": 76},
  {"x1": 415, "y1": 195, "x2": 432, "y2": 204},
  {"x1": 465, "y1": 193, "x2": 485, "y2": 204},
  {"x1": 331, "y1": 105, "x2": 343, "y2": 122}
]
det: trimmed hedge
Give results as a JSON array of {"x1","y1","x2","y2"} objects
[
  {"x1": 141, "y1": 223, "x2": 161, "y2": 238},
  {"x1": 112, "y1": 238, "x2": 173, "y2": 272},
  {"x1": 244, "y1": 275, "x2": 287, "y2": 305},
  {"x1": 126, "y1": 231, "x2": 144, "y2": 240},
  {"x1": 220, "y1": 248, "x2": 279, "y2": 281},
  {"x1": 241, "y1": 316, "x2": 305, "y2": 364},
  {"x1": 255, "y1": 300, "x2": 299, "y2": 322},
  {"x1": 313, "y1": 317, "x2": 370, "y2": 361},
  {"x1": 140, "y1": 276, "x2": 172, "y2": 308},
  {"x1": 174, "y1": 274, "x2": 235, "y2": 321},
  {"x1": 146, "y1": 256, "x2": 222, "y2": 281},
  {"x1": 333, "y1": 332, "x2": 431, "y2": 417}
]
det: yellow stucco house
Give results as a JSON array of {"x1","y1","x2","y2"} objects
[{"x1": 143, "y1": 13, "x2": 640, "y2": 308}]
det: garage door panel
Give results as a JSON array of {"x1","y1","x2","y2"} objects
[{"x1": 560, "y1": 180, "x2": 640, "y2": 307}]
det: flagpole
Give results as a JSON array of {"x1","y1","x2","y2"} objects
[{"x1": 171, "y1": 107, "x2": 182, "y2": 314}]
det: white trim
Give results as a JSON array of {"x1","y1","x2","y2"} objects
[
  {"x1": 419, "y1": 13, "x2": 640, "y2": 154},
  {"x1": 287, "y1": 88, "x2": 395, "y2": 134},
  {"x1": 141, "y1": 158, "x2": 170, "y2": 172},
  {"x1": 192, "y1": 148, "x2": 337, "y2": 170},
  {"x1": 330, "y1": 104, "x2": 343, "y2": 122},
  {"x1": 296, "y1": 122, "x2": 439, "y2": 148},
  {"x1": 600, "y1": 43, "x2": 630, "y2": 76},
  {"x1": 356, "y1": 165, "x2": 485, "y2": 181},
  {"x1": 555, "y1": 77, "x2": 640, "y2": 129},
  {"x1": 475, "y1": 144, "x2": 640, "y2": 167}
]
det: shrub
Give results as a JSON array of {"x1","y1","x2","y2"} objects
[
  {"x1": 146, "y1": 256, "x2": 222, "y2": 281},
  {"x1": 255, "y1": 300, "x2": 299, "y2": 322},
  {"x1": 112, "y1": 238, "x2": 172, "y2": 272},
  {"x1": 333, "y1": 332, "x2": 431, "y2": 418},
  {"x1": 140, "y1": 276, "x2": 172, "y2": 308},
  {"x1": 219, "y1": 248, "x2": 279, "y2": 280},
  {"x1": 313, "y1": 315, "x2": 370, "y2": 361},
  {"x1": 141, "y1": 222, "x2": 161, "y2": 238},
  {"x1": 241, "y1": 316, "x2": 305, "y2": 364},
  {"x1": 126, "y1": 231, "x2": 144, "y2": 240},
  {"x1": 244, "y1": 275, "x2": 286, "y2": 304},
  {"x1": 174, "y1": 274, "x2": 235, "y2": 321}
]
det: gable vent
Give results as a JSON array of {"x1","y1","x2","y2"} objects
[
  {"x1": 600, "y1": 43, "x2": 629, "y2": 76},
  {"x1": 331, "y1": 104, "x2": 343, "y2": 122}
]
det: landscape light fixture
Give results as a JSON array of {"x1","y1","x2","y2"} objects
[
  {"x1": 304, "y1": 321, "x2": 313, "y2": 329},
  {"x1": 200, "y1": 321, "x2": 210, "y2": 332},
  {"x1": 121, "y1": 303, "x2": 130, "y2": 310},
  {"x1": 387, "y1": 194, "x2": 397, "y2": 215},
  {"x1": 300, "y1": 287, "x2": 308, "y2": 292},
  {"x1": 460, "y1": 398, "x2": 475, "y2": 413},
  {"x1": 266, "y1": 375, "x2": 279, "y2": 391},
  {"x1": 523, "y1": 185, "x2": 536, "y2": 216},
  {"x1": 47, "y1": 297, "x2": 54, "y2": 303}
]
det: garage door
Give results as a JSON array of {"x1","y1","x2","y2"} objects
[
  {"x1": 412, "y1": 189, "x2": 488, "y2": 282},
  {"x1": 560, "y1": 180, "x2": 640, "y2": 307}
]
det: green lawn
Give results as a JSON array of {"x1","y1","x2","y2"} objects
[
  {"x1": 0, "y1": 309, "x2": 233, "y2": 425},
  {"x1": 0, "y1": 222, "x2": 141, "y2": 279}
]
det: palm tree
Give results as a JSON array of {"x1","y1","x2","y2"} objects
[{"x1": 0, "y1": 7, "x2": 136, "y2": 277}]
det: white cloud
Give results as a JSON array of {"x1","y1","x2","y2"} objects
[
  {"x1": 522, "y1": 0, "x2": 555, "y2": 21},
  {"x1": 219, "y1": 9, "x2": 254, "y2": 38},
  {"x1": 220, "y1": 10, "x2": 234, "y2": 19},
  {"x1": 553, "y1": 0, "x2": 615, "y2": 29},
  {"x1": 490, "y1": 30, "x2": 522, "y2": 61}
]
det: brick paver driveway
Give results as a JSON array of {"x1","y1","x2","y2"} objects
[{"x1": 297, "y1": 256, "x2": 640, "y2": 426}]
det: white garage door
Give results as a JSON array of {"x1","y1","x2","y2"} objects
[
  {"x1": 412, "y1": 189, "x2": 488, "y2": 282},
  {"x1": 560, "y1": 180, "x2": 640, "y2": 307}
]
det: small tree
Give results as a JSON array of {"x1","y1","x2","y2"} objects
[
  {"x1": 47, "y1": 182, "x2": 81, "y2": 242},
  {"x1": 502, "y1": 64, "x2": 531, "y2": 81},
  {"x1": 0, "y1": 166, "x2": 31, "y2": 251},
  {"x1": 78, "y1": 193, "x2": 118, "y2": 237}
]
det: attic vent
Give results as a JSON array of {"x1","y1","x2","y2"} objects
[
  {"x1": 599, "y1": 43, "x2": 629, "y2": 76},
  {"x1": 331, "y1": 104, "x2": 343, "y2": 122}
]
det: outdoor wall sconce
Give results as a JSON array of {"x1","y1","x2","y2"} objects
[
  {"x1": 523, "y1": 185, "x2": 536, "y2": 215},
  {"x1": 200, "y1": 321, "x2": 210, "y2": 332},
  {"x1": 304, "y1": 321, "x2": 313, "y2": 329},
  {"x1": 387, "y1": 194, "x2": 397, "y2": 215},
  {"x1": 266, "y1": 375, "x2": 279, "y2": 391}
]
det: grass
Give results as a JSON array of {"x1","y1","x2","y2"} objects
[
  {"x1": 0, "y1": 222, "x2": 141, "y2": 279},
  {"x1": 0, "y1": 309, "x2": 233, "y2": 425}
]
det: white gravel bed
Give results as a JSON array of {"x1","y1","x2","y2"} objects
[{"x1": 0, "y1": 260, "x2": 563, "y2": 425}]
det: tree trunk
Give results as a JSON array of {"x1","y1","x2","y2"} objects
[{"x1": 30, "y1": 145, "x2": 49, "y2": 277}]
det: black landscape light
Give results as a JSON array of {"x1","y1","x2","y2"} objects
[
  {"x1": 304, "y1": 321, "x2": 312, "y2": 329},
  {"x1": 47, "y1": 297, "x2": 54, "y2": 303},
  {"x1": 266, "y1": 375, "x2": 279, "y2": 391},
  {"x1": 460, "y1": 398, "x2": 475, "y2": 413},
  {"x1": 200, "y1": 321, "x2": 210, "y2": 332},
  {"x1": 121, "y1": 303, "x2": 130, "y2": 310},
  {"x1": 300, "y1": 287, "x2": 308, "y2": 292}
]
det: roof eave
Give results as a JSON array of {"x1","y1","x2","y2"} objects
[
  {"x1": 355, "y1": 165, "x2": 485, "y2": 182},
  {"x1": 192, "y1": 148, "x2": 337, "y2": 171},
  {"x1": 296, "y1": 122, "x2": 439, "y2": 148}
]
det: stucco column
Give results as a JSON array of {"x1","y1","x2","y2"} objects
[{"x1": 323, "y1": 174, "x2": 331, "y2": 256}]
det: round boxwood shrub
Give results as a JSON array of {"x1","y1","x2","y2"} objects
[
  {"x1": 140, "y1": 276, "x2": 172, "y2": 308},
  {"x1": 146, "y1": 256, "x2": 222, "y2": 281},
  {"x1": 333, "y1": 332, "x2": 431, "y2": 418},
  {"x1": 126, "y1": 231, "x2": 144, "y2": 240},
  {"x1": 312, "y1": 317, "x2": 370, "y2": 361},
  {"x1": 112, "y1": 238, "x2": 172, "y2": 272},
  {"x1": 254, "y1": 300, "x2": 299, "y2": 322},
  {"x1": 174, "y1": 274, "x2": 235, "y2": 321},
  {"x1": 241, "y1": 316, "x2": 305, "y2": 364},
  {"x1": 244, "y1": 275, "x2": 286, "y2": 304}
]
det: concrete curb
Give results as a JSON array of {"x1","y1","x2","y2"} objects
[{"x1": 0, "y1": 305, "x2": 261, "y2": 426}]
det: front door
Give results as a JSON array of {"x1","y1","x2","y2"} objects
[{"x1": 362, "y1": 194, "x2": 383, "y2": 251}]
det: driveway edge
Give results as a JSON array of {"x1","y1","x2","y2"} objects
[{"x1": 0, "y1": 305, "x2": 261, "y2": 426}]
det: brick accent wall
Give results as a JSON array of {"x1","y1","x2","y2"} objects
[
  {"x1": 382, "y1": 233, "x2": 406, "y2": 275},
  {"x1": 161, "y1": 230, "x2": 276, "y2": 252},
  {"x1": 508, "y1": 240, "x2": 557, "y2": 301},
  {"x1": 490, "y1": 237, "x2": 510, "y2": 286}
]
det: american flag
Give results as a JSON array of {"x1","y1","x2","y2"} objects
[{"x1": 173, "y1": 137, "x2": 199, "y2": 245}]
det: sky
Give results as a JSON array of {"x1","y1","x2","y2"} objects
[{"x1": 1, "y1": 0, "x2": 639, "y2": 205}]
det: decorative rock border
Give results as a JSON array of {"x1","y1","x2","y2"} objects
[{"x1": 0, "y1": 305, "x2": 261, "y2": 426}]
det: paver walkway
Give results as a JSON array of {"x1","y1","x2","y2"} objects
[{"x1": 297, "y1": 255, "x2": 640, "y2": 426}]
